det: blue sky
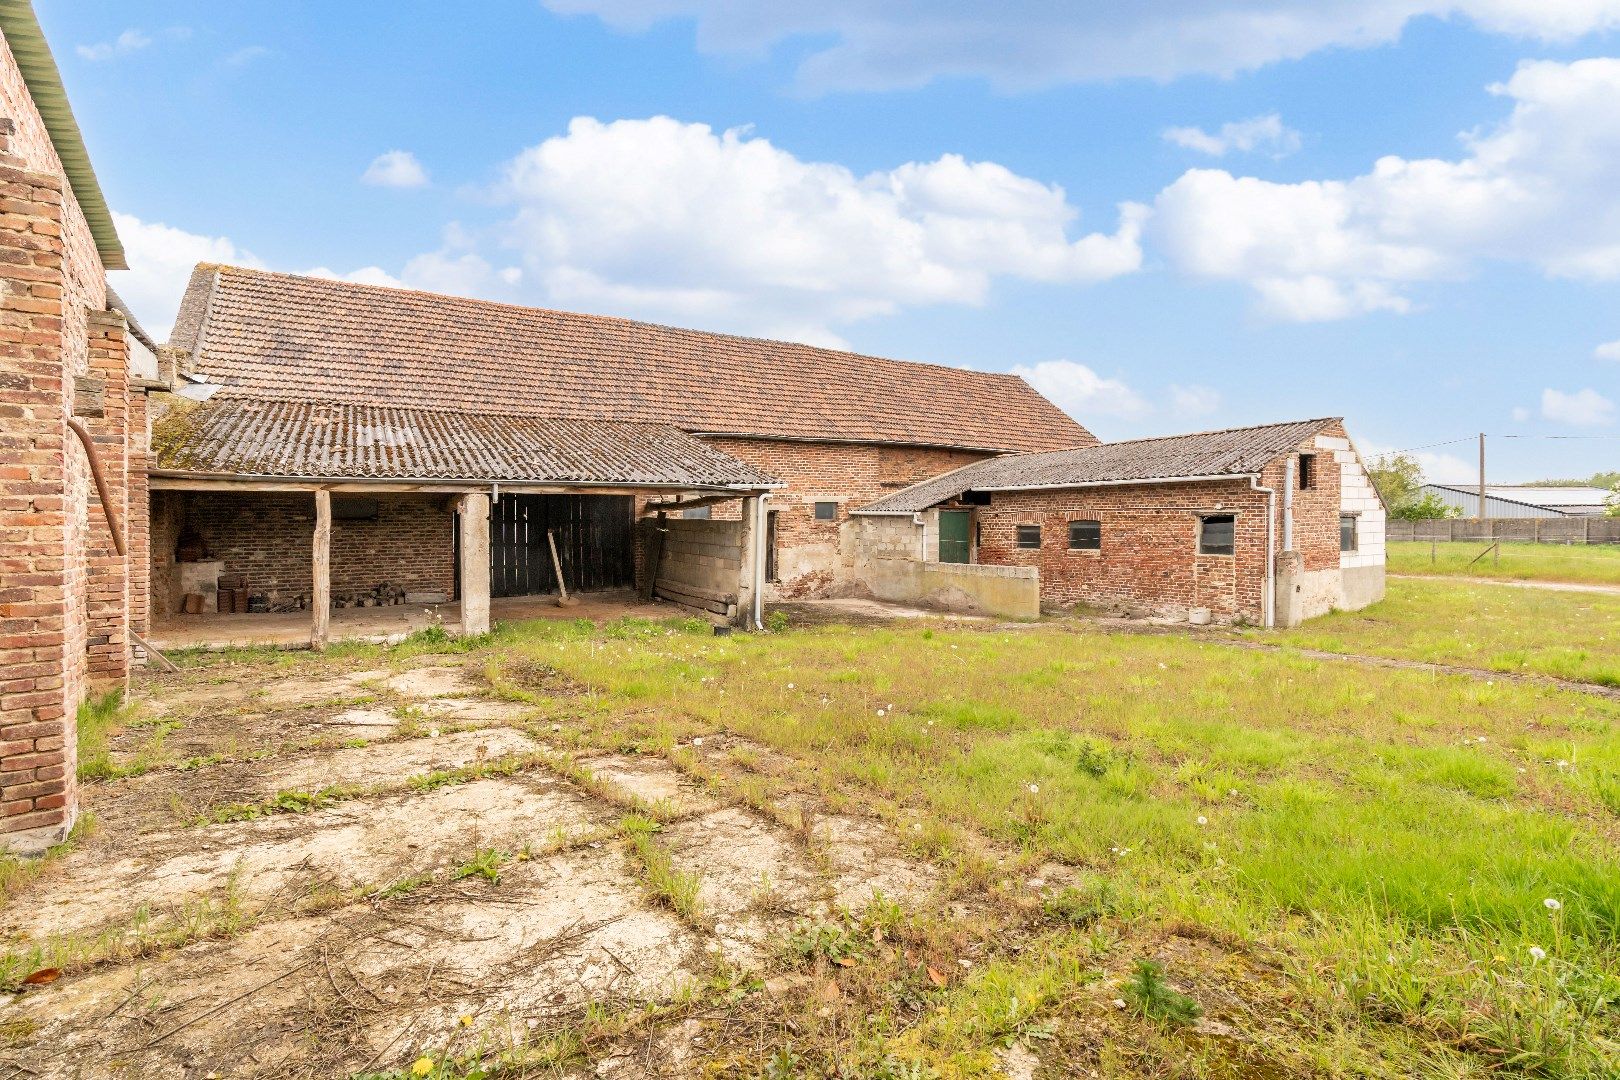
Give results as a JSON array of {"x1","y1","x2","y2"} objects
[{"x1": 41, "y1": 0, "x2": 1620, "y2": 482}]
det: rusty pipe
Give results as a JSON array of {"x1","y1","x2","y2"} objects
[{"x1": 65, "y1": 416, "x2": 125, "y2": 556}]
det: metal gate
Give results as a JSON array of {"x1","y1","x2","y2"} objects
[{"x1": 490, "y1": 495, "x2": 635, "y2": 598}]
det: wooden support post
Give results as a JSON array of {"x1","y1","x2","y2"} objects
[
  {"x1": 312, "y1": 488, "x2": 331, "y2": 650},
  {"x1": 459, "y1": 493, "x2": 491, "y2": 637}
]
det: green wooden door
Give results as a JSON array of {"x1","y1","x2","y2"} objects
[{"x1": 938, "y1": 510, "x2": 971, "y2": 564}]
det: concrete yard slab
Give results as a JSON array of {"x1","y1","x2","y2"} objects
[
  {"x1": 7, "y1": 847, "x2": 701, "y2": 1079},
  {"x1": 323, "y1": 705, "x2": 403, "y2": 737},
  {"x1": 259, "y1": 727, "x2": 539, "y2": 793},
  {"x1": 583, "y1": 752, "x2": 722, "y2": 815},
  {"x1": 415, "y1": 696, "x2": 533, "y2": 723},
  {"x1": 2, "y1": 777, "x2": 598, "y2": 944},
  {"x1": 383, "y1": 665, "x2": 483, "y2": 699}
]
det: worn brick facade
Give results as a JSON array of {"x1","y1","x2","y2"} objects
[
  {"x1": 0, "y1": 23, "x2": 130, "y2": 851},
  {"x1": 699, "y1": 437, "x2": 989, "y2": 598},
  {"x1": 970, "y1": 426, "x2": 1354, "y2": 622},
  {"x1": 152, "y1": 492, "x2": 456, "y2": 613}
]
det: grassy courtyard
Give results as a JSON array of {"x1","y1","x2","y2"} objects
[
  {"x1": 9, "y1": 596, "x2": 1618, "y2": 1078},
  {"x1": 1269, "y1": 576, "x2": 1620, "y2": 686},
  {"x1": 1389, "y1": 540, "x2": 1620, "y2": 586},
  {"x1": 471, "y1": 611, "x2": 1620, "y2": 1076}
]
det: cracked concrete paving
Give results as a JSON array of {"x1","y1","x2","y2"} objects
[{"x1": 0, "y1": 653, "x2": 941, "y2": 1078}]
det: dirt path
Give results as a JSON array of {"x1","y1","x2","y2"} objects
[{"x1": 1391, "y1": 573, "x2": 1620, "y2": 595}]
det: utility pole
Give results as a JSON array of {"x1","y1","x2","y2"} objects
[{"x1": 1477, "y1": 432, "x2": 1486, "y2": 522}]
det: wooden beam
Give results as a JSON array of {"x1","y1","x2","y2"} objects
[
  {"x1": 458, "y1": 493, "x2": 491, "y2": 637},
  {"x1": 311, "y1": 489, "x2": 331, "y2": 650},
  {"x1": 150, "y1": 476, "x2": 762, "y2": 497}
]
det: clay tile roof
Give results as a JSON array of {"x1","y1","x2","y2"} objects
[
  {"x1": 151, "y1": 398, "x2": 782, "y2": 489},
  {"x1": 170, "y1": 264, "x2": 1096, "y2": 455},
  {"x1": 857, "y1": 418, "x2": 1340, "y2": 513}
]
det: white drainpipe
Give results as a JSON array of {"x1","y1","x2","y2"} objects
[
  {"x1": 752, "y1": 494, "x2": 768, "y2": 630},
  {"x1": 1282, "y1": 456, "x2": 1295, "y2": 551},
  {"x1": 1249, "y1": 474, "x2": 1277, "y2": 629}
]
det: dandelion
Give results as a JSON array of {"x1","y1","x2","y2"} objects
[
  {"x1": 459, "y1": 1014, "x2": 474, "y2": 1027},
  {"x1": 1544, "y1": 898, "x2": 1562, "y2": 911},
  {"x1": 411, "y1": 1060, "x2": 435, "y2": 1078},
  {"x1": 787, "y1": 683, "x2": 794, "y2": 689},
  {"x1": 1196, "y1": 815, "x2": 1208, "y2": 826},
  {"x1": 427, "y1": 726, "x2": 441, "y2": 738},
  {"x1": 1028, "y1": 783, "x2": 1039, "y2": 794},
  {"x1": 877, "y1": 708, "x2": 886, "y2": 717},
  {"x1": 1528, "y1": 945, "x2": 1547, "y2": 961},
  {"x1": 692, "y1": 737, "x2": 704, "y2": 747}
]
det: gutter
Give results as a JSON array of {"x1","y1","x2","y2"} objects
[{"x1": 148, "y1": 469, "x2": 783, "y2": 492}]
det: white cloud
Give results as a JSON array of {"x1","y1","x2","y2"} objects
[
  {"x1": 1512, "y1": 405, "x2": 1531, "y2": 422},
  {"x1": 1169, "y1": 383, "x2": 1222, "y2": 417},
  {"x1": 541, "y1": 1, "x2": 1620, "y2": 89},
  {"x1": 1541, "y1": 387, "x2": 1616, "y2": 426},
  {"x1": 109, "y1": 213, "x2": 260, "y2": 339},
  {"x1": 1163, "y1": 114, "x2": 1302, "y2": 157},
  {"x1": 76, "y1": 29, "x2": 152, "y2": 62},
  {"x1": 1154, "y1": 58, "x2": 1620, "y2": 320},
  {"x1": 1009, "y1": 360, "x2": 1149, "y2": 420},
  {"x1": 1361, "y1": 441, "x2": 1475, "y2": 483},
  {"x1": 1595, "y1": 339, "x2": 1620, "y2": 361},
  {"x1": 111, "y1": 213, "x2": 405, "y2": 340},
  {"x1": 446, "y1": 115, "x2": 1143, "y2": 342},
  {"x1": 362, "y1": 150, "x2": 430, "y2": 189}
]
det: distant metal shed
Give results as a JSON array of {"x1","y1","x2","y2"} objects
[{"x1": 1420, "y1": 484, "x2": 1613, "y2": 518}]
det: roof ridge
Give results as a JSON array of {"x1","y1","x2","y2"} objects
[
  {"x1": 1090, "y1": 417, "x2": 1340, "y2": 450},
  {"x1": 202, "y1": 263, "x2": 1038, "y2": 384}
]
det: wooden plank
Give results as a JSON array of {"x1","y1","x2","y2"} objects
[{"x1": 312, "y1": 489, "x2": 331, "y2": 650}]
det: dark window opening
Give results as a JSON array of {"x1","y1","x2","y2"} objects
[
  {"x1": 766, "y1": 510, "x2": 780, "y2": 582},
  {"x1": 1068, "y1": 519, "x2": 1101, "y2": 550},
  {"x1": 1016, "y1": 524, "x2": 1042, "y2": 549},
  {"x1": 1199, "y1": 514, "x2": 1235, "y2": 555},
  {"x1": 960, "y1": 490, "x2": 992, "y2": 506},
  {"x1": 683, "y1": 505, "x2": 711, "y2": 519},
  {"x1": 1340, "y1": 514, "x2": 1358, "y2": 552},
  {"x1": 332, "y1": 497, "x2": 379, "y2": 521},
  {"x1": 813, "y1": 501, "x2": 837, "y2": 521},
  {"x1": 1298, "y1": 454, "x2": 1317, "y2": 490}
]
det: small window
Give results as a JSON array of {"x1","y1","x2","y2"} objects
[
  {"x1": 1016, "y1": 524, "x2": 1042, "y2": 549},
  {"x1": 813, "y1": 501, "x2": 837, "y2": 521},
  {"x1": 683, "y1": 505, "x2": 711, "y2": 520},
  {"x1": 1298, "y1": 454, "x2": 1316, "y2": 490},
  {"x1": 1199, "y1": 514, "x2": 1235, "y2": 555},
  {"x1": 1340, "y1": 513, "x2": 1358, "y2": 552},
  {"x1": 1068, "y1": 519, "x2": 1101, "y2": 550}
]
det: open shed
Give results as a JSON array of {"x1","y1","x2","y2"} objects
[{"x1": 149, "y1": 398, "x2": 781, "y2": 646}]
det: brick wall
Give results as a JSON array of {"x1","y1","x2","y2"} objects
[
  {"x1": 84, "y1": 310, "x2": 129, "y2": 685},
  {"x1": 973, "y1": 478, "x2": 1271, "y2": 619},
  {"x1": 168, "y1": 492, "x2": 455, "y2": 608},
  {"x1": 0, "y1": 23, "x2": 117, "y2": 851},
  {"x1": 698, "y1": 437, "x2": 989, "y2": 598}
]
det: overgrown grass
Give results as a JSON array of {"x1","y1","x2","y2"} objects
[
  {"x1": 1389, "y1": 540, "x2": 1620, "y2": 585},
  {"x1": 1270, "y1": 576, "x2": 1620, "y2": 685},
  {"x1": 470, "y1": 612, "x2": 1620, "y2": 1074}
]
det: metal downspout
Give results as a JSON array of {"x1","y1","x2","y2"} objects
[{"x1": 1249, "y1": 475, "x2": 1277, "y2": 629}]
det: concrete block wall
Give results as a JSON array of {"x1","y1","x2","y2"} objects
[
  {"x1": 699, "y1": 437, "x2": 987, "y2": 599},
  {"x1": 649, "y1": 516, "x2": 744, "y2": 598}
]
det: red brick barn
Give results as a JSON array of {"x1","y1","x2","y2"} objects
[
  {"x1": 145, "y1": 264, "x2": 1091, "y2": 634},
  {"x1": 854, "y1": 419, "x2": 1385, "y2": 625},
  {"x1": 0, "y1": 5, "x2": 152, "y2": 852}
]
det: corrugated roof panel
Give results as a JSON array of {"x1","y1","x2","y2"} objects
[
  {"x1": 858, "y1": 418, "x2": 1339, "y2": 513},
  {"x1": 152, "y1": 398, "x2": 782, "y2": 489}
]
